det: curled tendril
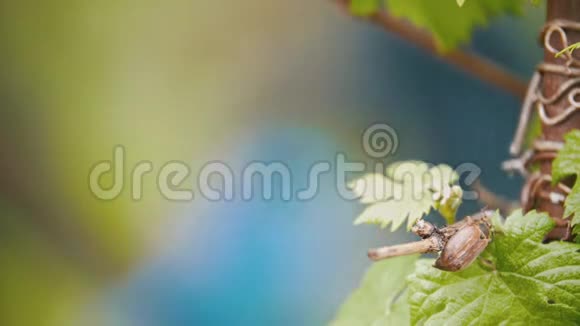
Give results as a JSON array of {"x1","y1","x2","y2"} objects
[{"x1": 555, "y1": 42, "x2": 580, "y2": 58}]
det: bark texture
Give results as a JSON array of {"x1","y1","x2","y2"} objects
[{"x1": 529, "y1": 0, "x2": 580, "y2": 240}]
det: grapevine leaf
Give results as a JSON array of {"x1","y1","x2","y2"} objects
[
  {"x1": 552, "y1": 130, "x2": 580, "y2": 183},
  {"x1": 332, "y1": 255, "x2": 418, "y2": 326},
  {"x1": 574, "y1": 224, "x2": 580, "y2": 244},
  {"x1": 353, "y1": 191, "x2": 434, "y2": 231},
  {"x1": 349, "y1": 0, "x2": 381, "y2": 16},
  {"x1": 408, "y1": 210, "x2": 580, "y2": 325},
  {"x1": 385, "y1": 0, "x2": 526, "y2": 52},
  {"x1": 349, "y1": 173, "x2": 398, "y2": 204},
  {"x1": 427, "y1": 164, "x2": 459, "y2": 193},
  {"x1": 552, "y1": 130, "x2": 580, "y2": 235},
  {"x1": 433, "y1": 185, "x2": 463, "y2": 225},
  {"x1": 564, "y1": 181, "x2": 580, "y2": 231},
  {"x1": 350, "y1": 161, "x2": 460, "y2": 231},
  {"x1": 525, "y1": 113, "x2": 542, "y2": 150}
]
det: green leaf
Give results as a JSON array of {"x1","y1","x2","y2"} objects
[
  {"x1": 574, "y1": 224, "x2": 580, "y2": 244},
  {"x1": 332, "y1": 255, "x2": 418, "y2": 326},
  {"x1": 525, "y1": 113, "x2": 542, "y2": 150},
  {"x1": 552, "y1": 130, "x2": 580, "y2": 235},
  {"x1": 408, "y1": 210, "x2": 580, "y2": 325},
  {"x1": 564, "y1": 181, "x2": 580, "y2": 229},
  {"x1": 553, "y1": 130, "x2": 580, "y2": 183},
  {"x1": 349, "y1": 0, "x2": 526, "y2": 50},
  {"x1": 349, "y1": 0, "x2": 382, "y2": 16},
  {"x1": 350, "y1": 161, "x2": 460, "y2": 231},
  {"x1": 385, "y1": 0, "x2": 526, "y2": 52},
  {"x1": 353, "y1": 191, "x2": 434, "y2": 231}
]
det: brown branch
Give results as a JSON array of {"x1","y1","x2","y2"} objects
[
  {"x1": 472, "y1": 180, "x2": 519, "y2": 216},
  {"x1": 370, "y1": 199, "x2": 497, "y2": 264},
  {"x1": 368, "y1": 236, "x2": 441, "y2": 261},
  {"x1": 334, "y1": 0, "x2": 527, "y2": 100}
]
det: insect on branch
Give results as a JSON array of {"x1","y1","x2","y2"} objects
[{"x1": 367, "y1": 212, "x2": 493, "y2": 272}]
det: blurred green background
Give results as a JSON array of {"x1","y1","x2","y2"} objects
[{"x1": 0, "y1": 1, "x2": 543, "y2": 325}]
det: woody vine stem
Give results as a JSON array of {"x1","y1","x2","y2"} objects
[
  {"x1": 514, "y1": 0, "x2": 580, "y2": 240},
  {"x1": 333, "y1": 3, "x2": 580, "y2": 324},
  {"x1": 337, "y1": 0, "x2": 580, "y2": 242}
]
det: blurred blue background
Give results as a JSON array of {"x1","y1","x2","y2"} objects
[{"x1": 0, "y1": 1, "x2": 543, "y2": 325}]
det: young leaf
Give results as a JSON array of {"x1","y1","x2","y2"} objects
[
  {"x1": 552, "y1": 130, "x2": 580, "y2": 235},
  {"x1": 349, "y1": 172, "x2": 398, "y2": 204},
  {"x1": 332, "y1": 255, "x2": 418, "y2": 326},
  {"x1": 385, "y1": 0, "x2": 526, "y2": 52},
  {"x1": 432, "y1": 185, "x2": 463, "y2": 225},
  {"x1": 350, "y1": 161, "x2": 460, "y2": 231},
  {"x1": 353, "y1": 191, "x2": 434, "y2": 231},
  {"x1": 456, "y1": 0, "x2": 466, "y2": 7},
  {"x1": 408, "y1": 210, "x2": 580, "y2": 325}
]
